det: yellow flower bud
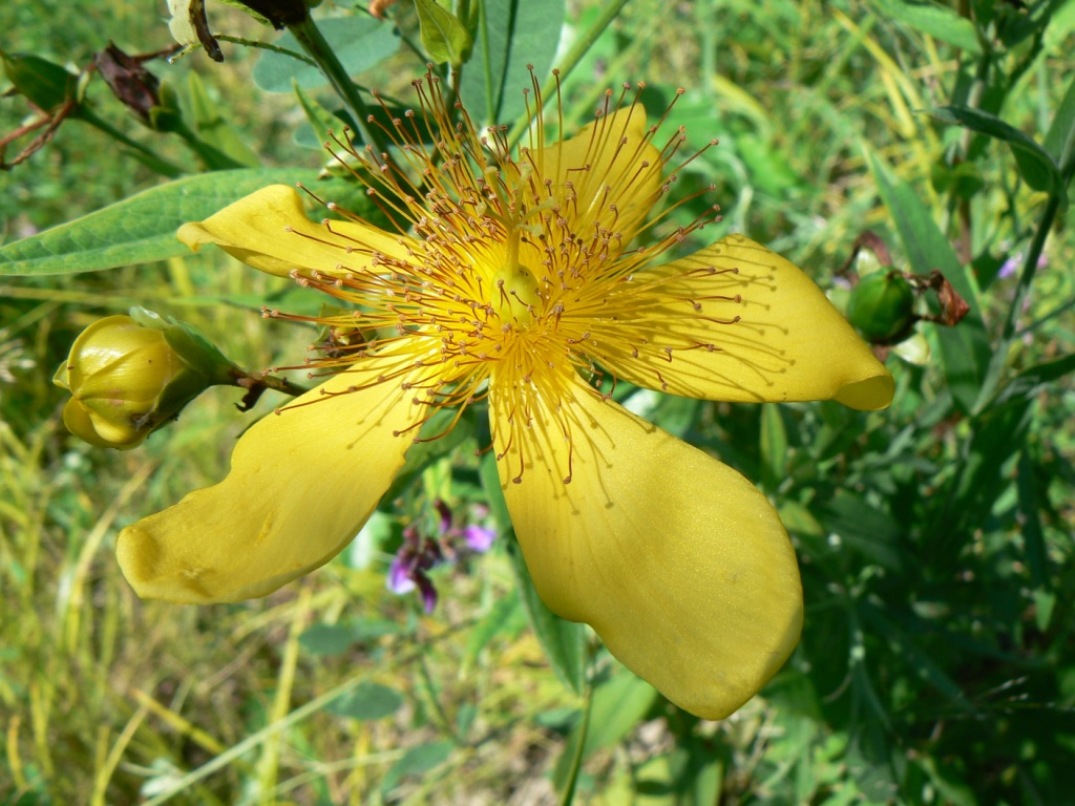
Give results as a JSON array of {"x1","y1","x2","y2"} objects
[{"x1": 54, "y1": 314, "x2": 227, "y2": 450}]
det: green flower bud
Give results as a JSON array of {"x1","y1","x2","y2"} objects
[
  {"x1": 54, "y1": 312, "x2": 237, "y2": 449},
  {"x1": 846, "y1": 270, "x2": 917, "y2": 345}
]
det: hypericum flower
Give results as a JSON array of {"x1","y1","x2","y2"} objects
[{"x1": 116, "y1": 74, "x2": 893, "y2": 719}]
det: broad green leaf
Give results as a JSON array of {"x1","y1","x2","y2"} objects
[
  {"x1": 325, "y1": 682, "x2": 404, "y2": 720},
  {"x1": 414, "y1": 0, "x2": 472, "y2": 65},
  {"x1": 380, "y1": 741, "x2": 454, "y2": 795},
  {"x1": 460, "y1": 0, "x2": 566, "y2": 126},
  {"x1": 876, "y1": 0, "x2": 982, "y2": 54},
  {"x1": 252, "y1": 16, "x2": 397, "y2": 93},
  {"x1": 299, "y1": 623, "x2": 355, "y2": 656},
  {"x1": 931, "y1": 106, "x2": 1061, "y2": 194},
  {"x1": 865, "y1": 149, "x2": 992, "y2": 413},
  {"x1": 0, "y1": 168, "x2": 319, "y2": 276}
]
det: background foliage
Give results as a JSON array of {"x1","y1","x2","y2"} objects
[{"x1": 2, "y1": 0, "x2": 1074, "y2": 803}]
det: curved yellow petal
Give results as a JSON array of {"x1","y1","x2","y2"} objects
[
  {"x1": 529, "y1": 106, "x2": 663, "y2": 246},
  {"x1": 490, "y1": 371, "x2": 802, "y2": 719},
  {"x1": 178, "y1": 184, "x2": 413, "y2": 277},
  {"x1": 589, "y1": 235, "x2": 894, "y2": 410},
  {"x1": 117, "y1": 356, "x2": 427, "y2": 603}
]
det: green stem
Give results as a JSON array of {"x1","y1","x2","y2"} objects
[
  {"x1": 77, "y1": 108, "x2": 185, "y2": 177},
  {"x1": 975, "y1": 190, "x2": 1062, "y2": 412},
  {"x1": 559, "y1": 672, "x2": 594, "y2": 806},
  {"x1": 506, "y1": 0, "x2": 635, "y2": 148},
  {"x1": 288, "y1": 16, "x2": 387, "y2": 157}
]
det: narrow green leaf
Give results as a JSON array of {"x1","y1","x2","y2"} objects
[
  {"x1": 992, "y1": 353, "x2": 1075, "y2": 409},
  {"x1": 553, "y1": 669, "x2": 657, "y2": 790},
  {"x1": 1016, "y1": 450, "x2": 1050, "y2": 590},
  {"x1": 293, "y1": 81, "x2": 346, "y2": 150},
  {"x1": 759, "y1": 403, "x2": 788, "y2": 494},
  {"x1": 505, "y1": 536, "x2": 588, "y2": 695},
  {"x1": 463, "y1": 590, "x2": 526, "y2": 670},
  {"x1": 875, "y1": 0, "x2": 982, "y2": 54},
  {"x1": 931, "y1": 105, "x2": 1060, "y2": 193},
  {"x1": 819, "y1": 493, "x2": 905, "y2": 572},
  {"x1": 252, "y1": 15, "x2": 397, "y2": 93},
  {"x1": 0, "y1": 168, "x2": 318, "y2": 276},
  {"x1": 1043, "y1": 73, "x2": 1075, "y2": 168},
  {"x1": 186, "y1": 71, "x2": 260, "y2": 167},
  {"x1": 460, "y1": 0, "x2": 566, "y2": 126},
  {"x1": 865, "y1": 148, "x2": 992, "y2": 413},
  {"x1": 480, "y1": 448, "x2": 588, "y2": 695},
  {"x1": 414, "y1": 0, "x2": 472, "y2": 65}
]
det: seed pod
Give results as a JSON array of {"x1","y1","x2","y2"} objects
[{"x1": 846, "y1": 270, "x2": 916, "y2": 345}]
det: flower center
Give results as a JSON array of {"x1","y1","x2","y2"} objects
[{"x1": 492, "y1": 260, "x2": 541, "y2": 326}]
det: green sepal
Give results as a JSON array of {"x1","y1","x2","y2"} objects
[{"x1": 0, "y1": 50, "x2": 79, "y2": 111}]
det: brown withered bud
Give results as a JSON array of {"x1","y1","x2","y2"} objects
[
  {"x1": 928, "y1": 271, "x2": 971, "y2": 327},
  {"x1": 235, "y1": 0, "x2": 309, "y2": 28},
  {"x1": 94, "y1": 43, "x2": 161, "y2": 124}
]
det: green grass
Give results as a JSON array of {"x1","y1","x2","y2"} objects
[{"x1": 3, "y1": 0, "x2": 1075, "y2": 802}]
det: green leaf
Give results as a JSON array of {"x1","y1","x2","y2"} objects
[
  {"x1": 186, "y1": 71, "x2": 260, "y2": 167},
  {"x1": 759, "y1": 403, "x2": 788, "y2": 494},
  {"x1": 1043, "y1": 73, "x2": 1075, "y2": 169},
  {"x1": 252, "y1": 15, "x2": 397, "y2": 93},
  {"x1": 992, "y1": 353, "x2": 1075, "y2": 409},
  {"x1": 463, "y1": 589, "x2": 526, "y2": 670},
  {"x1": 865, "y1": 148, "x2": 992, "y2": 413},
  {"x1": 552, "y1": 669, "x2": 657, "y2": 790},
  {"x1": 299, "y1": 623, "x2": 356, "y2": 656},
  {"x1": 819, "y1": 493, "x2": 905, "y2": 573},
  {"x1": 875, "y1": 0, "x2": 982, "y2": 54},
  {"x1": 0, "y1": 51, "x2": 77, "y2": 111},
  {"x1": 479, "y1": 453, "x2": 588, "y2": 695},
  {"x1": 0, "y1": 168, "x2": 318, "y2": 276},
  {"x1": 506, "y1": 536, "x2": 589, "y2": 695},
  {"x1": 380, "y1": 740, "x2": 454, "y2": 795},
  {"x1": 931, "y1": 105, "x2": 1061, "y2": 194},
  {"x1": 460, "y1": 0, "x2": 566, "y2": 126},
  {"x1": 414, "y1": 0, "x2": 472, "y2": 65},
  {"x1": 325, "y1": 682, "x2": 404, "y2": 720}
]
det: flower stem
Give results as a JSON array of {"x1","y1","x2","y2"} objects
[
  {"x1": 232, "y1": 372, "x2": 310, "y2": 411},
  {"x1": 287, "y1": 16, "x2": 387, "y2": 157},
  {"x1": 506, "y1": 0, "x2": 634, "y2": 148}
]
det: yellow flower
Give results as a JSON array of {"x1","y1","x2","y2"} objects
[{"x1": 117, "y1": 78, "x2": 892, "y2": 719}]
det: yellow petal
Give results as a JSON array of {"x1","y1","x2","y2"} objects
[
  {"x1": 178, "y1": 184, "x2": 413, "y2": 277},
  {"x1": 591, "y1": 234, "x2": 894, "y2": 410},
  {"x1": 531, "y1": 106, "x2": 663, "y2": 245},
  {"x1": 117, "y1": 356, "x2": 427, "y2": 603},
  {"x1": 491, "y1": 371, "x2": 802, "y2": 719}
]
